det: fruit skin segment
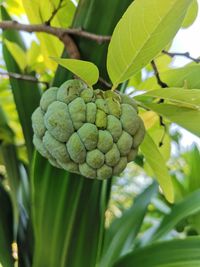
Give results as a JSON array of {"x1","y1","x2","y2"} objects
[{"x1": 32, "y1": 79, "x2": 145, "y2": 179}]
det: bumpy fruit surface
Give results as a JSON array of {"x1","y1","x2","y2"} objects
[{"x1": 32, "y1": 79, "x2": 145, "y2": 179}]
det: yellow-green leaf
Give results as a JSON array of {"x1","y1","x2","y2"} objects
[
  {"x1": 140, "y1": 132, "x2": 174, "y2": 203},
  {"x1": 140, "y1": 88, "x2": 200, "y2": 110},
  {"x1": 51, "y1": 58, "x2": 99, "y2": 86},
  {"x1": 27, "y1": 41, "x2": 40, "y2": 67},
  {"x1": 144, "y1": 103, "x2": 200, "y2": 137},
  {"x1": 182, "y1": 0, "x2": 198, "y2": 28},
  {"x1": 21, "y1": 0, "x2": 76, "y2": 70},
  {"x1": 139, "y1": 65, "x2": 200, "y2": 90},
  {"x1": 4, "y1": 40, "x2": 27, "y2": 71},
  {"x1": 107, "y1": 0, "x2": 192, "y2": 87}
]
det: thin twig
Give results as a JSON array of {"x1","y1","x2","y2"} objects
[
  {"x1": 162, "y1": 50, "x2": 200, "y2": 63},
  {"x1": 0, "y1": 71, "x2": 49, "y2": 87},
  {"x1": 159, "y1": 116, "x2": 167, "y2": 147},
  {"x1": 45, "y1": 0, "x2": 64, "y2": 25},
  {"x1": 151, "y1": 60, "x2": 168, "y2": 88},
  {"x1": 0, "y1": 21, "x2": 111, "y2": 43},
  {"x1": 151, "y1": 60, "x2": 168, "y2": 146}
]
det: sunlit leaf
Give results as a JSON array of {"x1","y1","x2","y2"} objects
[
  {"x1": 107, "y1": 0, "x2": 192, "y2": 87},
  {"x1": 5, "y1": 0, "x2": 25, "y2": 15},
  {"x1": 140, "y1": 111, "x2": 159, "y2": 130},
  {"x1": 22, "y1": 0, "x2": 76, "y2": 70},
  {"x1": 143, "y1": 103, "x2": 200, "y2": 137},
  {"x1": 139, "y1": 65, "x2": 200, "y2": 90},
  {"x1": 140, "y1": 132, "x2": 174, "y2": 203},
  {"x1": 139, "y1": 88, "x2": 200, "y2": 110},
  {"x1": 4, "y1": 40, "x2": 27, "y2": 71},
  {"x1": 154, "y1": 53, "x2": 172, "y2": 72},
  {"x1": 182, "y1": 0, "x2": 198, "y2": 28},
  {"x1": 27, "y1": 41, "x2": 40, "y2": 68},
  {"x1": 51, "y1": 58, "x2": 99, "y2": 86},
  {"x1": 50, "y1": 0, "x2": 76, "y2": 28}
]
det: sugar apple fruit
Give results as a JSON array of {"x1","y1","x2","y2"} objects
[{"x1": 32, "y1": 79, "x2": 145, "y2": 179}]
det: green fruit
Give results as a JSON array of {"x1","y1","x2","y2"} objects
[{"x1": 32, "y1": 79, "x2": 145, "y2": 180}]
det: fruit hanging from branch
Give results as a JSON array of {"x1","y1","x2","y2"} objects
[{"x1": 32, "y1": 79, "x2": 145, "y2": 179}]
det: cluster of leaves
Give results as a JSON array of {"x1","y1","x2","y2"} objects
[{"x1": 0, "y1": 0, "x2": 200, "y2": 267}]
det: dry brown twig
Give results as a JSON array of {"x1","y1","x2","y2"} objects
[
  {"x1": 0, "y1": 20, "x2": 111, "y2": 59},
  {"x1": 0, "y1": 20, "x2": 111, "y2": 44}
]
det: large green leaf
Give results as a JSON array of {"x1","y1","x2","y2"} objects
[
  {"x1": 140, "y1": 132, "x2": 174, "y2": 203},
  {"x1": 31, "y1": 153, "x2": 109, "y2": 267},
  {"x1": 107, "y1": 0, "x2": 192, "y2": 87},
  {"x1": 182, "y1": 0, "x2": 198, "y2": 28},
  {"x1": 143, "y1": 103, "x2": 200, "y2": 137},
  {"x1": 114, "y1": 237, "x2": 200, "y2": 267},
  {"x1": 139, "y1": 88, "x2": 200, "y2": 110},
  {"x1": 51, "y1": 58, "x2": 99, "y2": 86},
  {"x1": 139, "y1": 65, "x2": 200, "y2": 90},
  {"x1": 100, "y1": 182, "x2": 158, "y2": 267}
]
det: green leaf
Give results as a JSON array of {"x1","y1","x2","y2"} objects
[
  {"x1": 0, "y1": 183, "x2": 14, "y2": 267},
  {"x1": 50, "y1": 0, "x2": 76, "y2": 28},
  {"x1": 4, "y1": 39, "x2": 27, "y2": 71},
  {"x1": 140, "y1": 132, "x2": 174, "y2": 203},
  {"x1": 139, "y1": 88, "x2": 200, "y2": 110},
  {"x1": 186, "y1": 147, "x2": 200, "y2": 192},
  {"x1": 27, "y1": 41, "x2": 40, "y2": 68},
  {"x1": 31, "y1": 153, "x2": 109, "y2": 267},
  {"x1": 148, "y1": 189, "x2": 200, "y2": 243},
  {"x1": 51, "y1": 58, "x2": 99, "y2": 86},
  {"x1": 148, "y1": 123, "x2": 171, "y2": 161},
  {"x1": 1, "y1": 6, "x2": 41, "y2": 161},
  {"x1": 182, "y1": 0, "x2": 198, "y2": 28},
  {"x1": 143, "y1": 103, "x2": 200, "y2": 137},
  {"x1": 21, "y1": 0, "x2": 76, "y2": 70},
  {"x1": 0, "y1": 106, "x2": 14, "y2": 143},
  {"x1": 107, "y1": 0, "x2": 192, "y2": 87},
  {"x1": 114, "y1": 237, "x2": 200, "y2": 267},
  {"x1": 53, "y1": 0, "x2": 133, "y2": 87},
  {"x1": 100, "y1": 182, "x2": 158, "y2": 267},
  {"x1": 139, "y1": 65, "x2": 200, "y2": 90}
]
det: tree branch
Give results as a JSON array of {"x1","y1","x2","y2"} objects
[
  {"x1": 162, "y1": 50, "x2": 200, "y2": 63},
  {"x1": 0, "y1": 20, "x2": 111, "y2": 43},
  {"x1": 0, "y1": 71, "x2": 49, "y2": 87}
]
